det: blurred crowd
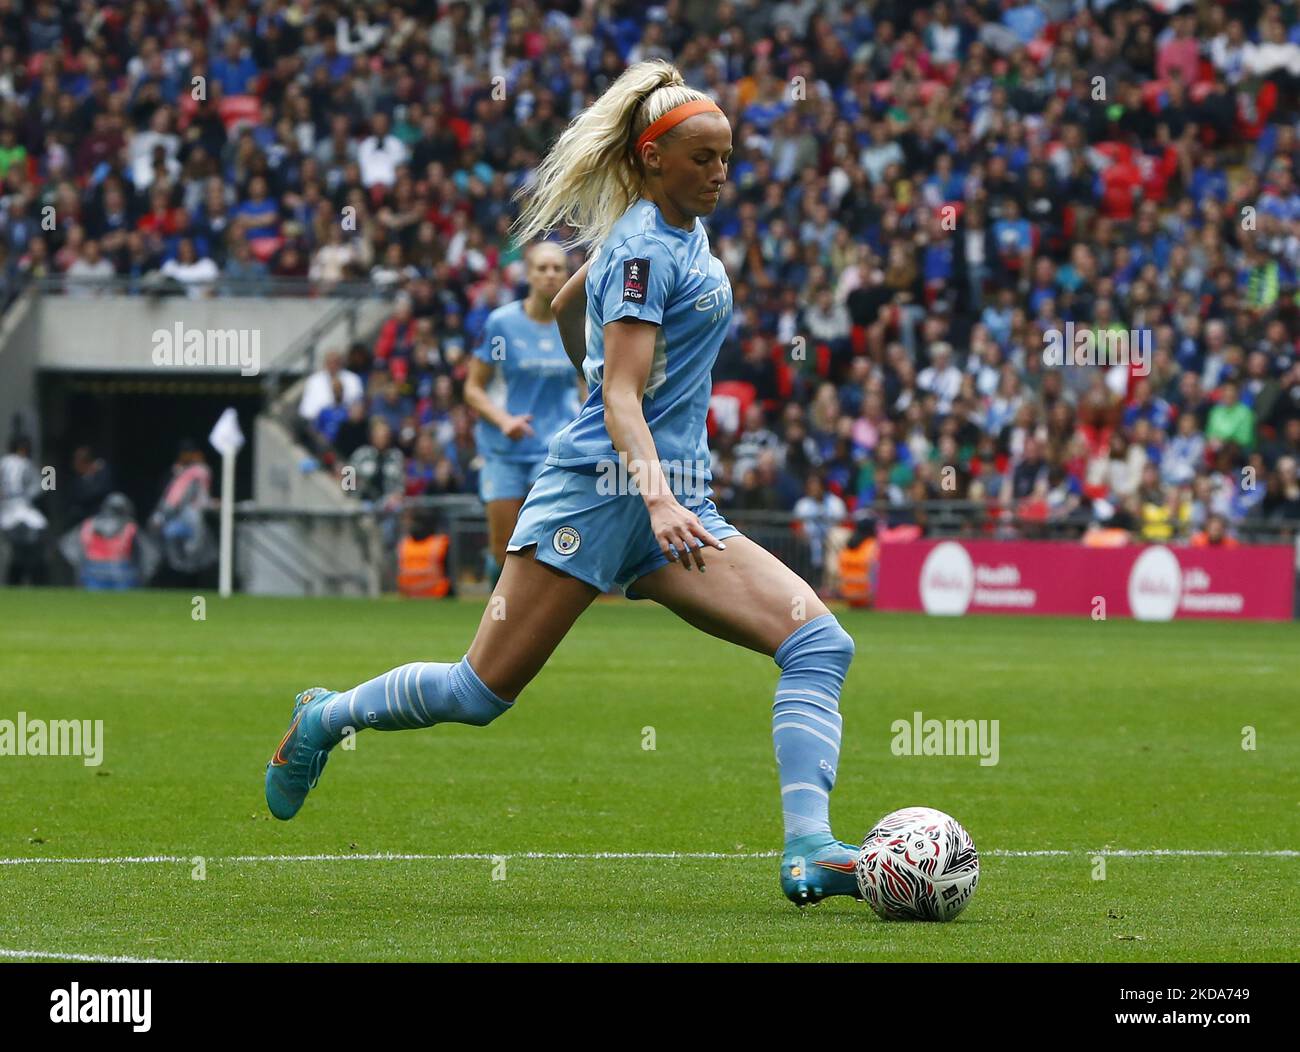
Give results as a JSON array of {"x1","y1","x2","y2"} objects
[{"x1": 5, "y1": 0, "x2": 1300, "y2": 585}]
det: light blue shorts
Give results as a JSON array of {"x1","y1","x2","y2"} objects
[
  {"x1": 505, "y1": 462, "x2": 740, "y2": 597},
  {"x1": 479, "y1": 456, "x2": 547, "y2": 503}
]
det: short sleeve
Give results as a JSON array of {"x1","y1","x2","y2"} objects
[
  {"x1": 472, "y1": 312, "x2": 498, "y2": 363},
  {"x1": 598, "y1": 237, "x2": 675, "y2": 327}
]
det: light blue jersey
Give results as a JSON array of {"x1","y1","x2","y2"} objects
[
  {"x1": 472, "y1": 300, "x2": 580, "y2": 464},
  {"x1": 546, "y1": 199, "x2": 733, "y2": 484}
]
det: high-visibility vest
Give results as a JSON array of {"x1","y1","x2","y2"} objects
[
  {"x1": 1141, "y1": 500, "x2": 1174, "y2": 542},
  {"x1": 82, "y1": 519, "x2": 135, "y2": 561},
  {"x1": 80, "y1": 520, "x2": 139, "y2": 589},
  {"x1": 1190, "y1": 532, "x2": 1239, "y2": 549},
  {"x1": 1083, "y1": 527, "x2": 1129, "y2": 548},
  {"x1": 838, "y1": 536, "x2": 877, "y2": 608},
  {"x1": 397, "y1": 534, "x2": 450, "y2": 597}
]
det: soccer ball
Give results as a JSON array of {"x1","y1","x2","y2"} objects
[{"x1": 855, "y1": 806, "x2": 979, "y2": 921}]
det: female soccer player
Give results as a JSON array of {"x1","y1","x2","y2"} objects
[
  {"x1": 463, "y1": 242, "x2": 583, "y2": 583},
  {"x1": 266, "y1": 60, "x2": 862, "y2": 906}
]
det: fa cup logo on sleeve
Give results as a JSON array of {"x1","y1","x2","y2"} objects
[{"x1": 623, "y1": 258, "x2": 649, "y2": 303}]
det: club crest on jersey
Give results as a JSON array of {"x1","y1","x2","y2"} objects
[
  {"x1": 553, "y1": 526, "x2": 581, "y2": 555},
  {"x1": 623, "y1": 258, "x2": 649, "y2": 303}
]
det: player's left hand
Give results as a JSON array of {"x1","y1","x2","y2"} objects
[{"x1": 646, "y1": 494, "x2": 726, "y2": 572}]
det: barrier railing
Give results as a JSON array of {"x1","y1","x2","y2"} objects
[
  {"x1": 8, "y1": 496, "x2": 1296, "y2": 607},
  {"x1": 28, "y1": 274, "x2": 381, "y2": 299},
  {"x1": 220, "y1": 498, "x2": 1300, "y2": 602}
]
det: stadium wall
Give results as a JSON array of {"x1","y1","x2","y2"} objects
[
  {"x1": 30, "y1": 295, "x2": 361, "y2": 373},
  {"x1": 0, "y1": 290, "x2": 40, "y2": 455},
  {"x1": 241, "y1": 412, "x2": 380, "y2": 597}
]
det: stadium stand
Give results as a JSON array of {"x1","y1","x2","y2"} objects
[{"x1": 3, "y1": 0, "x2": 1300, "y2": 597}]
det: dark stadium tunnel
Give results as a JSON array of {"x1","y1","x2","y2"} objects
[{"x1": 36, "y1": 371, "x2": 261, "y2": 538}]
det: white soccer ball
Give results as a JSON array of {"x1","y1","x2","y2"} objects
[{"x1": 855, "y1": 806, "x2": 979, "y2": 921}]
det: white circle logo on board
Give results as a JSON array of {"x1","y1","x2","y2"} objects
[
  {"x1": 1127, "y1": 545, "x2": 1182, "y2": 621},
  {"x1": 919, "y1": 541, "x2": 975, "y2": 616}
]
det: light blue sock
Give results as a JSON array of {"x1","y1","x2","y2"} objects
[
  {"x1": 318, "y1": 656, "x2": 511, "y2": 743},
  {"x1": 772, "y1": 614, "x2": 855, "y2": 844}
]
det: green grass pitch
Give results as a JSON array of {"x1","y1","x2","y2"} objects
[{"x1": 0, "y1": 589, "x2": 1296, "y2": 962}]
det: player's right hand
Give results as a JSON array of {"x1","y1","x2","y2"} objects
[
  {"x1": 503, "y1": 414, "x2": 535, "y2": 440},
  {"x1": 646, "y1": 495, "x2": 726, "y2": 571}
]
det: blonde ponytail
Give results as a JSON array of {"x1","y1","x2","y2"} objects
[{"x1": 511, "y1": 60, "x2": 717, "y2": 253}]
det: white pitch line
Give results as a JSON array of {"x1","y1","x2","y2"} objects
[
  {"x1": 989, "y1": 849, "x2": 1300, "y2": 858},
  {"x1": 0, "y1": 852, "x2": 772, "y2": 865},
  {"x1": 0, "y1": 948, "x2": 192, "y2": 964},
  {"x1": 0, "y1": 855, "x2": 192, "y2": 865},
  {"x1": 0, "y1": 849, "x2": 1296, "y2": 866}
]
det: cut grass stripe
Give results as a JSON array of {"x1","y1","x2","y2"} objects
[{"x1": 0, "y1": 848, "x2": 1295, "y2": 865}]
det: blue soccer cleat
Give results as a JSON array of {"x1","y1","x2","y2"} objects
[
  {"x1": 781, "y1": 833, "x2": 864, "y2": 906},
  {"x1": 264, "y1": 687, "x2": 338, "y2": 820}
]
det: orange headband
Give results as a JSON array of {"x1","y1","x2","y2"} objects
[{"x1": 634, "y1": 99, "x2": 724, "y2": 155}]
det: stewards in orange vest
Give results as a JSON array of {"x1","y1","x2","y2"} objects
[
  {"x1": 837, "y1": 513, "x2": 879, "y2": 608},
  {"x1": 397, "y1": 525, "x2": 451, "y2": 598},
  {"x1": 1189, "y1": 513, "x2": 1239, "y2": 548}
]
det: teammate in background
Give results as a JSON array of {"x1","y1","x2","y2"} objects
[
  {"x1": 463, "y1": 242, "x2": 584, "y2": 583},
  {"x1": 265, "y1": 60, "x2": 862, "y2": 907}
]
